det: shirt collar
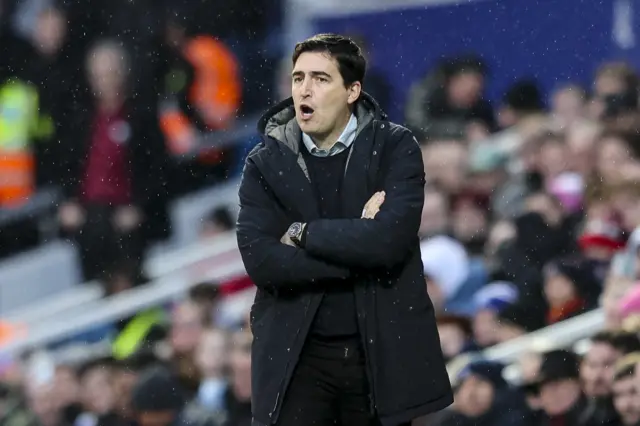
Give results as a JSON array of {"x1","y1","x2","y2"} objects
[{"x1": 302, "y1": 113, "x2": 358, "y2": 156}]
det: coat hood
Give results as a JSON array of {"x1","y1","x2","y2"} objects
[{"x1": 256, "y1": 92, "x2": 386, "y2": 154}]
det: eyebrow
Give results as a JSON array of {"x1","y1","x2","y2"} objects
[{"x1": 291, "y1": 70, "x2": 332, "y2": 79}]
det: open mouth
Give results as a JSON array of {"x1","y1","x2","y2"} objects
[{"x1": 300, "y1": 104, "x2": 315, "y2": 119}]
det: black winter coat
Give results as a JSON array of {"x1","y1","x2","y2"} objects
[{"x1": 236, "y1": 93, "x2": 453, "y2": 426}]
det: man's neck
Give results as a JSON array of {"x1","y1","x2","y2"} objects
[{"x1": 312, "y1": 111, "x2": 352, "y2": 151}]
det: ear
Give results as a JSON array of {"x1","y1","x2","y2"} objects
[{"x1": 347, "y1": 81, "x2": 362, "y2": 105}]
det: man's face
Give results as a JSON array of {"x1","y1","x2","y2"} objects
[
  {"x1": 552, "y1": 88, "x2": 584, "y2": 124},
  {"x1": 170, "y1": 301, "x2": 205, "y2": 355},
  {"x1": 612, "y1": 191, "x2": 640, "y2": 231},
  {"x1": 447, "y1": 71, "x2": 484, "y2": 108},
  {"x1": 473, "y1": 309, "x2": 498, "y2": 347},
  {"x1": 597, "y1": 136, "x2": 633, "y2": 184},
  {"x1": 87, "y1": 47, "x2": 126, "y2": 100},
  {"x1": 581, "y1": 342, "x2": 619, "y2": 398},
  {"x1": 613, "y1": 376, "x2": 640, "y2": 425},
  {"x1": 291, "y1": 52, "x2": 359, "y2": 141},
  {"x1": 34, "y1": 8, "x2": 66, "y2": 56},
  {"x1": 229, "y1": 331, "x2": 253, "y2": 400},
  {"x1": 455, "y1": 375, "x2": 495, "y2": 417},
  {"x1": 539, "y1": 379, "x2": 582, "y2": 416},
  {"x1": 538, "y1": 141, "x2": 568, "y2": 179},
  {"x1": 112, "y1": 370, "x2": 138, "y2": 415},
  {"x1": 452, "y1": 203, "x2": 487, "y2": 243},
  {"x1": 195, "y1": 329, "x2": 228, "y2": 377},
  {"x1": 422, "y1": 141, "x2": 468, "y2": 193},
  {"x1": 81, "y1": 368, "x2": 115, "y2": 415},
  {"x1": 419, "y1": 191, "x2": 448, "y2": 238},
  {"x1": 543, "y1": 274, "x2": 576, "y2": 307},
  {"x1": 137, "y1": 411, "x2": 176, "y2": 426},
  {"x1": 437, "y1": 323, "x2": 466, "y2": 360}
]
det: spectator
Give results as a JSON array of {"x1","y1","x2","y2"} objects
[
  {"x1": 168, "y1": 300, "x2": 210, "y2": 398},
  {"x1": 542, "y1": 256, "x2": 600, "y2": 325},
  {"x1": 421, "y1": 136, "x2": 468, "y2": 195},
  {"x1": 52, "y1": 364, "x2": 82, "y2": 425},
  {"x1": 405, "y1": 55, "x2": 495, "y2": 137},
  {"x1": 112, "y1": 352, "x2": 161, "y2": 423},
  {"x1": 194, "y1": 327, "x2": 229, "y2": 411},
  {"x1": 496, "y1": 79, "x2": 545, "y2": 131},
  {"x1": 566, "y1": 119, "x2": 601, "y2": 178},
  {"x1": 25, "y1": 381, "x2": 66, "y2": 426},
  {"x1": 611, "y1": 353, "x2": 640, "y2": 426},
  {"x1": 450, "y1": 191, "x2": 491, "y2": 254},
  {"x1": 580, "y1": 331, "x2": 640, "y2": 423},
  {"x1": 224, "y1": 329, "x2": 252, "y2": 426},
  {"x1": 550, "y1": 84, "x2": 587, "y2": 129},
  {"x1": 534, "y1": 349, "x2": 605, "y2": 425},
  {"x1": 589, "y1": 62, "x2": 638, "y2": 121},
  {"x1": 439, "y1": 361, "x2": 527, "y2": 426},
  {"x1": 75, "y1": 358, "x2": 123, "y2": 426},
  {"x1": 56, "y1": 39, "x2": 169, "y2": 281},
  {"x1": 200, "y1": 206, "x2": 236, "y2": 240},
  {"x1": 130, "y1": 366, "x2": 187, "y2": 426},
  {"x1": 419, "y1": 186, "x2": 450, "y2": 239},
  {"x1": 436, "y1": 315, "x2": 475, "y2": 362},
  {"x1": 158, "y1": 5, "x2": 241, "y2": 190},
  {"x1": 595, "y1": 131, "x2": 640, "y2": 188},
  {"x1": 471, "y1": 281, "x2": 519, "y2": 349},
  {"x1": 494, "y1": 302, "x2": 543, "y2": 343}
]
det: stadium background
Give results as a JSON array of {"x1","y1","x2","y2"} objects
[{"x1": 2, "y1": 0, "x2": 640, "y2": 425}]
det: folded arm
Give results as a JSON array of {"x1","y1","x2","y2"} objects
[
  {"x1": 236, "y1": 154, "x2": 350, "y2": 289},
  {"x1": 303, "y1": 128, "x2": 425, "y2": 269}
]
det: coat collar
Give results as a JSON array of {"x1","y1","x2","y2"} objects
[{"x1": 257, "y1": 91, "x2": 386, "y2": 155}]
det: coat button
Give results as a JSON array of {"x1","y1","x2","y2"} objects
[{"x1": 380, "y1": 124, "x2": 385, "y2": 129}]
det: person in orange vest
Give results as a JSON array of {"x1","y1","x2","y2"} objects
[{"x1": 159, "y1": 9, "x2": 242, "y2": 190}]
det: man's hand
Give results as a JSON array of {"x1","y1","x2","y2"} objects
[
  {"x1": 112, "y1": 205, "x2": 143, "y2": 233},
  {"x1": 58, "y1": 201, "x2": 85, "y2": 231},
  {"x1": 361, "y1": 191, "x2": 385, "y2": 219}
]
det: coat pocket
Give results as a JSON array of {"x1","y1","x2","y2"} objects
[{"x1": 250, "y1": 288, "x2": 275, "y2": 333}]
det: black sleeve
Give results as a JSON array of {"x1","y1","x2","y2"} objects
[{"x1": 236, "y1": 153, "x2": 351, "y2": 288}]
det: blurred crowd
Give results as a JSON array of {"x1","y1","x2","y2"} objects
[
  {"x1": 409, "y1": 56, "x2": 640, "y2": 424},
  {"x1": 3, "y1": 0, "x2": 640, "y2": 425},
  {"x1": 0, "y1": 0, "x2": 275, "y2": 279},
  {"x1": 0, "y1": 285, "x2": 254, "y2": 426}
]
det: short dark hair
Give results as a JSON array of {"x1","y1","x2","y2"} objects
[
  {"x1": 591, "y1": 330, "x2": 617, "y2": 346},
  {"x1": 292, "y1": 33, "x2": 366, "y2": 87},
  {"x1": 205, "y1": 206, "x2": 235, "y2": 231},
  {"x1": 592, "y1": 330, "x2": 640, "y2": 355}
]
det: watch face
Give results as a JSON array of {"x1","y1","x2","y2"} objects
[{"x1": 288, "y1": 223, "x2": 302, "y2": 238}]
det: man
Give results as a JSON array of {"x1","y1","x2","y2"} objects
[
  {"x1": 612, "y1": 353, "x2": 640, "y2": 426},
  {"x1": 439, "y1": 361, "x2": 528, "y2": 426},
  {"x1": 56, "y1": 40, "x2": 169, "y2": 281},
  {"x1": 237, "y1": 33, "x2": 452, "y2": 426},
  {"x1": 581, "y1": 330, "x2": 640, "y2": 424},
  {"x1": 131, "y1": 366, "x2": 188, "y2": 426},
  {"x1": 535, "y1": 350, "x2": 606, "y2": 426}
]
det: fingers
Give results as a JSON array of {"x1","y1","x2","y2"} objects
[{"x1": 362, "y1": 191, "x2": 386, "y2": 218}]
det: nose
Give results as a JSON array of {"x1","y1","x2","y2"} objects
[{"x1": 300, "y1": 78, "x2": 312, "y2": 97}]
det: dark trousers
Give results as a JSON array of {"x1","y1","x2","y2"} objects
[
  {"x1": 68, "y1": 204, "x2": 143, "y2": 282},
  {"x1": 276, "y1": 335, "x2": 410, "y2": 426}
]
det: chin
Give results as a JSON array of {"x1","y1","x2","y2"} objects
[{"x1": 298, "y1": 121, "x2": 316, "y2": 135}]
